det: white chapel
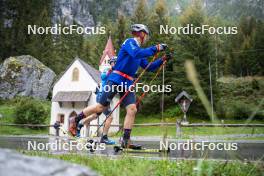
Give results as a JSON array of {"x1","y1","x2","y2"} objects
[{"x1": 49, "y1": 36, "x2": 120, "y2": 137}]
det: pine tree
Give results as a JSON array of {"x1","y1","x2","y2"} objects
[
  {"x1": 26, "y1": 3, "x2": 54, "y2": 67},
  {"x1": 0, "y1": 0, "x2": 54, "y2": 65},
  {"x1": 131, "y1": 0, "x2": 149, "y2": 24},
  {"x1": 227, "y1": 16, "x2": 259, "y2": 76},
  {"x1": 175, "y1": 0, "x2": 215, "y2": 117},
  {"x1": 140, "y1": 0, "x2": 177, "y2": 114},
  {"x1": 52, "y1": 20, "x2": 84, "y2": 73},
  {"x1": 254, "y1": 20, "x2": 264, "y2": 75},
  {"x1": 116, "y1": 13, "x2": 128, "y2": 47}
]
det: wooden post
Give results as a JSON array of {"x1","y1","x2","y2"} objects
[{"x1": 176, "y1": 119, "x2": 181, "y2": 137}]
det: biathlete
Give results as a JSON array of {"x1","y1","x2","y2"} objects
[
  {"x1": 76, "y1": 57, "x2": 117, "y2": 145},
  {"x1": 75, "y1": 24, "x2": 170, "y2": 149}
]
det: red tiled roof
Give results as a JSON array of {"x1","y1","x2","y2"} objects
[{"x1": 99, "y1": 36, "x2": 116, "y2": 65}]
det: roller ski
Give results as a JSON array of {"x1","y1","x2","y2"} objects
[
  {"x1": 113, "y1": 143, "x2": 170, "y2": 154},
  {"x1": 113, "y1": 138, "x2": 170, "y2": 153},
  {"x1": 113, "y1": 145, "x2": 170, "y2": 153}
]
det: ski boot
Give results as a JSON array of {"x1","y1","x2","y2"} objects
[
  {"x1": 75, "y1": 112, "x2": 85, "y2": 125},
  {"x1": 76, "y1": 123, "x2": 84, "y2": 137},
  {"x1": 121, "y1": 138, "x2": 142, "y2": 150},
  {"x1": 100, "y1": 135, "x2": 115, "y2": 145}
]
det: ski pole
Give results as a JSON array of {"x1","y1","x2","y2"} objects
[
  {"x1": 113, "y1": 59, "x2": 168, "y2": 137},
  {"x1": 93, "y1": 53, "x2": 160, "y2": 136},
  {"x1": 136, "y1": 60, "x2": 167, "y2": 106},
  {"x1": 136, "y1": 49, "x2": 174, "y2": 106}
]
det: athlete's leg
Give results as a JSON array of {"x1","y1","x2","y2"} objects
[
  {"x1": 81, "y1": 113, "x2": 99, "y2": 125},
  {"x1": 103, "y1": 113, "x2": 113, "y2": 135},
  {"x1": 76, "y1": 81, "x2": 117, "y2": 136},
  {"x1": 120, "y1": 92, "x2": 141, "y2": 148},
  {"x1": 83, "y1": 103, "x2": 107, "y2": 116},
  {"x1": 75, "y1": 103, "x2": 105, "y2": 125},
  {"x1": 100, "y1": 107, "x2": 115, "y2": 145},
  {"x1": 76, "y1": 113, "x2": 99, "y2": 137},
  {"x1": 122, "y1": 104, "x2": 137, "y2": 145},
  {"x1": 123, "y1": 104, "x2": 137, "y2": 129}
]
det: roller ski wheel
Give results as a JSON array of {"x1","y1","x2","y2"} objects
[
  {"x1": 86, "y1": 139, "x2": 98, "y2": 152},
  {"x1": 159, "y1": 146, "x2": 170, "y2": 153},
  {"x1": 114, "y1": 146, "x2": 122, "y2": 153}
]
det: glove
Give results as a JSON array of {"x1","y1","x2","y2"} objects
[
  {"x1": 162, "y1": 53, "x2": 172, "y2": 61},
  {"x1": 156, "y1": 43, "x2": 168, "y2": 52}
]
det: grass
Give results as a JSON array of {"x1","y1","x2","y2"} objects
[
  {"x1": 130, "y1": 126, "x2": 264, "y2": 137},
  {"x1": 123, "y1": 115, "x2": 264, "y2": 138},
  {"x1": 225, "y1": 137, "x2": 264, "y2": 140},
  {"x1": 0, "y1": 98, "x2": 263, "y2": 138},
  {"x1": 0, "y1": 126, "x2": 48, "y2": 135},
  {"x1": 0, "y1": 100, "x2": 50, "y2": 136},
  {"x1": 0, "y1": 104, "x2": 264, "y2": 138},
  {"x1": 0, "y1": 105, "x2": 15, "y2": 121},
  {"x1": 132, "y1": 112, "x2": 264, "y2": 124},
  {"x1": 23, "y1": 151, "x2": 264, "y2": 176},
  {"x1": 116, "y1": 114, "x2": 264, "y2": 138}
]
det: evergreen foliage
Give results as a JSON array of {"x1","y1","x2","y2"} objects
[{"x1": 0, "y1": 0, "x2": 263, "y2": 119}]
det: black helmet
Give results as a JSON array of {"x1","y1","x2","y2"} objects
[{"x1": 131, "y1": 24, "x2": 150, "y2": 35}]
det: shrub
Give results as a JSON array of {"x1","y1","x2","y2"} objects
[
  {"x1": 14, "y1": 97, "x2": 48, "y2": 126},
  {"x1": 255, "y1": 110, "x2": 264, "y2": 120},
  {"x1": 165, "y1": 106, "x2": 182, "y2": 118},
  {"x1": 252, "y1": 79, "x2": 260, "y2": 90},
  {"x1": 232, "y1": 101, "x2": 252, "y2": 119},
  {"x1": 215, "y1": 99, "x2": 226, "y2": 118},
  {"x1": 8, "y1": 96, "x2": 28, "y2": 105},
  {"x1": 0, "y1": 98, "x2": 4, "y2": 105},
  {"x1": 188, "y1": 100, "x2": 209, "y2": 119},
  {"x1": 216, "y1": 100, "x2": 255, "y2": 119}
]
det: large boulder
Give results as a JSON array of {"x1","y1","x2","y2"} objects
[
  {"x1": 0, "y1": 148, "x2": 98, "y2": 176},
  {"x1": 0, "y1": 55, "x2": 56, "y2": 99}
]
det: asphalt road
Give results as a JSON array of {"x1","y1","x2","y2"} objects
[{"x1": 0, "y1": 136, "x2": 263, "y2": 161}]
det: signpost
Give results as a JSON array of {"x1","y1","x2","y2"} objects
[{"x1": 175, "y1": 91, "x2": 193, "y2": 125}]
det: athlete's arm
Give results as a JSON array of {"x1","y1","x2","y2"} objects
[
  {"x1": 124, "y1": 39, "x2": 157, "y2": 58},
  {"x1": 140, "y1": 58, "x2": 163, "y2": 72}
]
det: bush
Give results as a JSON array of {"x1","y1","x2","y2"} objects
[
  {"x1": 14, "y1": 97, "x2": 48, "y2": 126},
  {"x1": 8, "y1": 96, "x2": 28, "y2": 105},
  {"x1": 0, "y1": 98, "x2": 4, "y2": 105},
  {"x1": 216, "y1": 100, "x2": 257, "y2": 119},
  {"x1": 188, "y1": 99, "x2": 209, "y2": 119},
  {"x1": 165, "y1": 106, "x2": 182, "y2": 118},
  {"x1": 232, "y1": 102, "x2": 252, "y2": 119},
  {"x1": 252, "y1": 79, "x2": 260, "y2": 90},
  {"x1": 255, "y1": 110, "x2": 264, "y2": 120},
  {"x1": 215, "y1": 99, "x2": 225, "y2": 118}
]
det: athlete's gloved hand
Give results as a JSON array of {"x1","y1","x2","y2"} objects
[
  {"x1": 162, "y1": 53, "x2": 172, "y2": 61},
  {"x1": 156, "y1": 43, "x2": 168, "y2": 52}
]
